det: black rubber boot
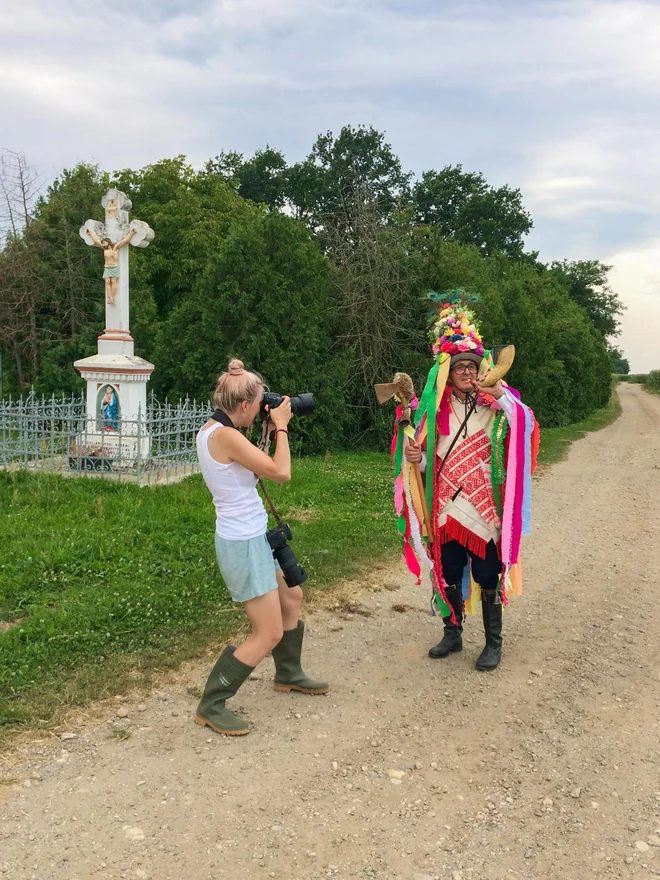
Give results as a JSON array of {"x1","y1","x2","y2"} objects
[
  {"x1": 194, "y1": 646, "x2": 254, "y2": 735},
  {"x1": 476, "y1": 589, "x2": 503, "y2": 671},
  {"x1": 428, "y1": 583, "x2": 464, "y2": 659}
]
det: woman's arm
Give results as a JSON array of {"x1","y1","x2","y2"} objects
[
  {"x1": 217, "y1": 429, "x2": 291, "y2": 482},
  {"x1": 208, "y1": 398, "x2": 293, "y2": 482}
]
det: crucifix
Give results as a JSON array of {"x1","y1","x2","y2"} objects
[
  {"x1": 75, "y1": 189, "x2": 156, "y2": 458},
  {"x1": 79, "y1": 189, "x2": 154, "y2": 335}
]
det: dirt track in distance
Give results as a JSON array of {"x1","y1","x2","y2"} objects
[{"x1": 2, "y1": 382, "x2": 660, "y2": 880}]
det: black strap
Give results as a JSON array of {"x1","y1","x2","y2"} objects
[
  {"x1": 210, "y1": 409, "x2": 235, "y2": 428},
  {"x1": 437, "y1": 393, "x2": 479, "y2": 477}
]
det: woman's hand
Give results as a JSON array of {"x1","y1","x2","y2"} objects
[{"x1": 269, "y1": 396, "x2": 292, "y2": 429}]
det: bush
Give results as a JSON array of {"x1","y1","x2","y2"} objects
[
  {"x1": 619, "y1": 373, "x2": 649, "y2": 384},
  {"x1": 647, "y1": 370, "x2": 660, "y2": 392}
]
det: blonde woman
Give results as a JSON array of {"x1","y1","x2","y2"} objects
[{"x1": 194, "y1": 359, "x2": 328, "y2": 735}]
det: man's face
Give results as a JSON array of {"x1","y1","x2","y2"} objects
[{"x1": 450, "y1": 360, "x2": 479, "y2": 393}]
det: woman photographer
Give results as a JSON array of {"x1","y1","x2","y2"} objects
[{"x1": 194, "y1": 359, "x2": 328, "y2": 736}]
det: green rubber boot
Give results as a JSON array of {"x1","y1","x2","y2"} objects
[
  {"x1": 272, "y1": 621, "x2": 329, "y2": 695},
  {"x1": 194, "y1": 646, "x2": 254, "y2": 735}
]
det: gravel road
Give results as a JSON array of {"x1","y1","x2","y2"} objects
[{"x1": 2, "y1": 382, "x2": 660, "y2": 880}]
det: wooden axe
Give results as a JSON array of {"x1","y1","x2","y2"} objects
[{"x1": 374, "y1": 372, "x2": 434, "y2": 543}]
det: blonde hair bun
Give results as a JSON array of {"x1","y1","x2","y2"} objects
[{"x1": 213, "y1": 361, "x2": 264, "y2": 412}]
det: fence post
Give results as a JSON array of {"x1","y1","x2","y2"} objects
[{"x1": 136, "y1": 405, "x2": 142, "y2": 481}]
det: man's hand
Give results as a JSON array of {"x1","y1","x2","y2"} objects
[
  {"x1": 473, "y1": 378, "x2": 505, "y2": 399},
  {"x1": 404, "y1": 441, "x2": 422, "y2": 464}
]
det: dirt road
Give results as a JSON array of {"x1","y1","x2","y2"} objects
[{"x1": 2, "y1": 383, "x2": 660, "y2": 880}]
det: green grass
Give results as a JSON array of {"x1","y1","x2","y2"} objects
[
  {"x1": 0, "y1": 453, "x2": 398, "y2": 734},
  {"x1": 0, "y1": 393, "x2": 622, "y2": 739}
]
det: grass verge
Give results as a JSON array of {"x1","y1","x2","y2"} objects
[{"x1": 0, "y1": 392, "x2": 621, "y2": 743}]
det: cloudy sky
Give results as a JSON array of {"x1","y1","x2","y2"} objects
[{"x1": 2, "y1": 0, "x2": 659, "y2": 370}]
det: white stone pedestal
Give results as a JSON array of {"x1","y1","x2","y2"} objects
[{"x1": 73, "y1": 353, "x2": 154, "y2": 463}]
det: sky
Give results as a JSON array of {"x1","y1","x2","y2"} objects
[{"x1": 2, "y1": 0, "x2": 659, "y2": 371}]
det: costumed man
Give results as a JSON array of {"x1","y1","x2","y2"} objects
[{"x1": 390, "y1": 290, "x2": 539, "y2": 671}]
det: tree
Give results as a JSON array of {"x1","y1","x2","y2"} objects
[
  {"x1": 155, "y1": 208, "x2": 353, "y2": 451},
  {"x1": 549, "y1": 260, "x2": 624, "y2": 339},
  {"x1": 412, "y1": 165, "x2": 533, "y2": 258},
  {"x1": 324, "y1": 182, "x2": 428, "y2": 443},
  {"x1": 206, "y1": 147, "x2": 288, "y2": 209},
  {"x1": 0, "y1": 150, "x2": 45, "y2": 387},
  {"x1": 0, "y1": 149, "x2": 41, "y2": 241},
  {"x1": 608, "y1": 345, "x2": 630, "y2": 374},
  {"x1": 287, "y1": 125, "x2": 412, "y2": 229}
]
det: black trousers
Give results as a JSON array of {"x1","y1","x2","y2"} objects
[{"x1": 440, "y1": 539, "x2": 502, "y2": 591}]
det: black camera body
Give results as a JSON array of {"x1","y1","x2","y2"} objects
[
  {"x1": 261, "y1": 392, "x2": 315, "y2": 418},
  {"x1": 266, "y1": 523, "x2": 307, "y2": 587}
]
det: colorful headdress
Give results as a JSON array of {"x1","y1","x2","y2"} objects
[{"x1": 427, "y1": 288, "x2": 485, "y2": 365}]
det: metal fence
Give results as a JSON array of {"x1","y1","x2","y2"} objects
[{"x1": 0, "y1": 391, "x2": 212, "y2": 485}]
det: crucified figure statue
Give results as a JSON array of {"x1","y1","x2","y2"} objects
[{"x1": 86, "y1": 226, "x2": 137, "y2": 304}]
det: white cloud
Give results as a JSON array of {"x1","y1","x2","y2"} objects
[{"x1": 2, "y1": 0, "x2": 660, "y2": 369}]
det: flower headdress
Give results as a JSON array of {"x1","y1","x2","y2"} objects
[{"x1": 427, "y1": 288, "x2": 485, "y2": 360}]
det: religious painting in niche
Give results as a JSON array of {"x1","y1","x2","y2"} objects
[{"x1": 97, "y1": 384, "x2": 120, "y2": 432}]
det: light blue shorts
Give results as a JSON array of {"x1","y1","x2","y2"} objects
[{"x1": 215, "y1": 532, "x2": 280, "y2": 603}]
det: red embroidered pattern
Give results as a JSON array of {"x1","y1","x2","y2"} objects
[{"x1": 438, "y1": 430, "x2": 499, "y2": 526}]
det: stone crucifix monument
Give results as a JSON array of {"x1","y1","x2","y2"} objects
[{"x1": 74, "y1": 189, "x2": 155, "y2": 461}]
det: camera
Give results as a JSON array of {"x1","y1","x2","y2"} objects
[
  {"x1": 261, "y1": 392, "x2": 315, "y2": 418},
  {"x1": 266, "y1": 524, "x2": 308, "y2": 587}
]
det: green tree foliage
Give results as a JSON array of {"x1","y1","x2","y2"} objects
[
  {"x1": 413, "y1": 165, "x2": 533, "y2": 258},
  {"x1": 549, "y1": 259, "x2": 624, "y2": 338},
  {"x1": 416, "y1": 237, "x2": 611, "y2": 426},
  {"x1": 608, "y1": 345, "x2": 630, "y2": 374},
  {"x1": 0, "y1": 160, "x2": 111, "y2": 391},
  {"x1": 205, "y1": 147, "x2": 288, "y2": 209},
  {"x1": 0, "y1": 130, "x2": 624, "y2": 441},
  {"x1": 155, "y1": 207, "x2": 353, "y2": 450},
  {"x1": 287, "y1": 125, "x2": 412, "y2": 228}
]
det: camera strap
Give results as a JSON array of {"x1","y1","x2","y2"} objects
[
  {"x1": 258, "y1": 479, "x2": 286, "y2": 530},
  {"x1": 210, "y1": 409, "x2": 235, "y2": 428}
]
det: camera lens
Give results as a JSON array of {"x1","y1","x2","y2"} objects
[
  {"x1": 274, "y1": 543, "x2": 308, "y2": 587},
  {"x1": 290, "y1": 393, "x2": 315, "y2": 417}
]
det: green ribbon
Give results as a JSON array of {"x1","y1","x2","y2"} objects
[
  {"x1": 415, "y1": 354, "x2": 442, "y2": 524},
  {"x1": 433, "y1": 592, "x2": 450, "y2": 617},
  {"x1": 415, "y1": 355, "x2": 440, "y2": 428},
  {"x1": 393, "y1": 417, "x2": 404, "y2": 479},
  {"x1": 490, "y1": 411, "x2": 508, "y2": 519}
]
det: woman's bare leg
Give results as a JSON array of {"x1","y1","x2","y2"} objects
[
  {"x1": 233, "y1": 589, "x2": 283, "y2": 667},
  {"x1": 276, "y1": 571, "x2": 303, "y2": 631}
]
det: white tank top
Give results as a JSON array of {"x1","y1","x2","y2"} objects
[{"x1": 196, "y1": 422, "x2": 268, "y2": 540}]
